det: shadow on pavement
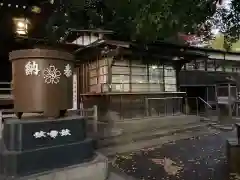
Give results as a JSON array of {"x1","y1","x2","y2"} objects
[{"x1": 113, "y1": 132, "x2": 233, "y2": 180}]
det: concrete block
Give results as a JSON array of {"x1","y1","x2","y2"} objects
[
  {"x1": 20, "y1": 153, "x2": 108, "y2": 180},
  {"x1": 226, "y1": 138, "x2": 240, "y2": 173}
]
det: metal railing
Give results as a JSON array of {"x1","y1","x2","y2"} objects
[
  {"x1": 198, "y1": 97, "x2": 212, "y2": 109},
  {"x1": 0, "y1": 82, "x2": 11, "y2": 94},
  {"x1": 69, "y1": 105, "x2": 98, "y2": 133},
  {"x1": 184, "y1": 96, "x2": 217, "y2": 118},
  {"x1": 113, "y1": 95, "x2": 217, "y2": 120},
  {"x1": 145, "y1": 96, "x2": 215, "y2": 118},
  {"x1": 90, "y1": 95, "x2": 216, "y2": 120},
  {"x1": 110, "y1": 96, "x2": 185, "y2": 120},
  {"x1": 145, "y1": 97, "x2": 183, "y2": 117},
  {"x1": 0, "y1": 82, "x2": 12, "y2": 101}
]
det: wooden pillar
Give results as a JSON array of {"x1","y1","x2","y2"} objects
[
  {"x1": 228, "y1": 83, "x2": 232, "y2": 119},
  {"x1": 174, "y1": 62, "x2": 183, "y2": 92},
  {"x1": 72, "y1": 69, "x2": 78, "y2": 110}
]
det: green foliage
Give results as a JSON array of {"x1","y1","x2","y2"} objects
[
  {"x1": 217, "y1": 0, "x2": 240, "y2": 46},
  {"x1": 46, "y1": 0, "x2": 220, "y2": 43},
  {"x1": 209, "y1": 33, "x2": 240, "y2": 52}
]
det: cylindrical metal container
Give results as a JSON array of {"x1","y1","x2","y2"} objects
[{"x1": 9, "y1": 48, "x2": 74, "y2": 118}]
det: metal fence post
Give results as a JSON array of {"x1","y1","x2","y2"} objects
[
  {"x1": 164, "y1": 99, "x2": 167, "y2": 116},
  {"x1": 145, "y1": 98, "x2": 149, "y2": 117},
  {"x1": 0, "y1": 110, "x2": 2, "y2": 138},
  {"x1": 172, "y1": 99, "x2": 174, "y2": 116},
  {"x1": 79, "y1": 101, "x2": 83, "y2": 116},
  {"x1": 196, "y1": 97, "x2": 199, "y2": 116},
  {"x1": 180, "y1": 98, "x2": 183, "y2": 114},
  {"x1": 93, "y1": 105, "x2": 98, "y2": 133},
  {"x1": 184, "y1": 97, "x2": 188, "y2": 115}
]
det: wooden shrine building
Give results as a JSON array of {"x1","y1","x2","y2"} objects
[{"x1": 73, "y1": 39, "x2": 207, "y2": 120}]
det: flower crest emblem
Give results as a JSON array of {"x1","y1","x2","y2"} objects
[{"x1": 43, "y1": 65, "x2": 61, "y2": 84}]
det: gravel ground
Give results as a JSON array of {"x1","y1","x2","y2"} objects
[{"x1": 112, "y1": 130, "x2": 238, "y2": 180}]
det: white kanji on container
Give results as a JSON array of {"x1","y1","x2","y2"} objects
[
  {"x1": 43, "y1": 65, "x2": 61, "y2": 84},
  {"x1": 47, "y1": 130, "x2": 59, "y2": 139},
  {"x1": 59, "y1": 129, "x2": 71, "y2": 136},
  {"x1": 33, "y1": 131, "x2": 46, "y2": 138},
  {"x1": 25, "y1": 61, "x2": 40, "y2": 76},
  {"x1": 64, "y1": 64, "x2": 72, "y2": 77}
]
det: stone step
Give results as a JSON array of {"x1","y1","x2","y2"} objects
[
  {"x1": 209, "y1": 123, "x2": 234, "y2": 131},
  {"x1": 99, "y1": 126, "x2": 218, "y2": 157},
  {"x1": 98, "y1": 122, "x2": 207, "y2": 148},
  {"x1": 226, "y1": 138, "x2": 240, "y2": 174},
  {"x1": 113, "y1": 115, "x2": 201, "y2": 134},
  {"x1": 87, "y1": 115, "x2": 202, "y2": 139},
  {"x1": 87, "y1": 115, "x2": 201, "y2": 139},
  {"x1": 200, "y1": 116, "x2": 218, "y2": 122}
]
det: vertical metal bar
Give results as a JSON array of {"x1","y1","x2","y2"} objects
[
  {"x1": 185, "y1": 97, "x2": 188, "y2": 115},
  {"x1": 177, "y1": 98, "x2": 180, "y2": 114},
  {"x1": 129, "y1": 59, "x2": 132, "y2": 92},
  {"x1": 0, "y1": 110, "x2": 2, "y2": 139},
  {"x1": 237, "y1": 86, "x2": 240, "y2": 117},
  {"x1": 120, "y1": 95, "x2": 123, "y2": 120},
  {"x1": 196, "y1": 97, "x2": 199, "y2": 116},
  {"x1": 228, "y1": 83, "x2": 232, "y2": 118},
  {"x1": 177, "y1": 98, "x2": 179, "y2": 114},
  {"x1": 93, "y1": 105, "x2": 98, "y2": 133},
  {"x1": 181, "y1": 97, "x2": 183, "y2": 114},
  {"x1": 79, "y1": 100, "x2": 83, "y2": 116},
  {"x1": 163, "y1": 65, "x2": 165, "y2": 92},
  {"x1": 215, "y1": 84, "x2": 219, "y2": 115},
  {"x1": 164, "y1": 98, "x2": 167, "y2": 116},
  {"x1": 173, "y1": 97, "x2": 175, "y2": 115},
  {"x1": 236, "y1": 86, "x2": 238, "y2": 116},
  {"x1": 145, "y1": 98, "x2": 149, "y2": 117},
  {"x1": 147, "y1": 63, "x2": 150, "y2": 84},
  {"x1": 204, "y1": 57, "x2": 207, "y2": 71},
  {"x1": 206, "y1": 86, "x2": 209, "y2": 103},
  {"x1": 214, "y1": 59, "x2": 216, "y2": 71}
]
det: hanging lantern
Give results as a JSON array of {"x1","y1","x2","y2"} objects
[{"x1": 13, "y1": 18, "x2": 30, "y2": 35}]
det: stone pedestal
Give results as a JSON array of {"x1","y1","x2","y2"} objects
[
  {"x1": 226, "y1": 123, "x2": 240, "y2": 173},
  {"x1": 0, "y1": 115, "x2": 95, "y2": 178},
  {"x1": 226, "y1": 138, "x2": 240, "y2": 173}
]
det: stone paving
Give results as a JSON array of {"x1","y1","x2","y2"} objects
[{"x1": 112, "y1": 130, "x2": 238, "y2": 180}]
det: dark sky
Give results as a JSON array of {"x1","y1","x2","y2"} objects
[
  {"x1": 0, "y1": 11, "x2": 17, "y2": 82},
  {"x1": 0, "y1": 13, "x2": 13, "y2": 82},
  {"x1": 0, "y1": 0, "x2": 52, "y2": 82},
  {"x1": 0, "y1": 58, "x2": 11, "y2": 82}
]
